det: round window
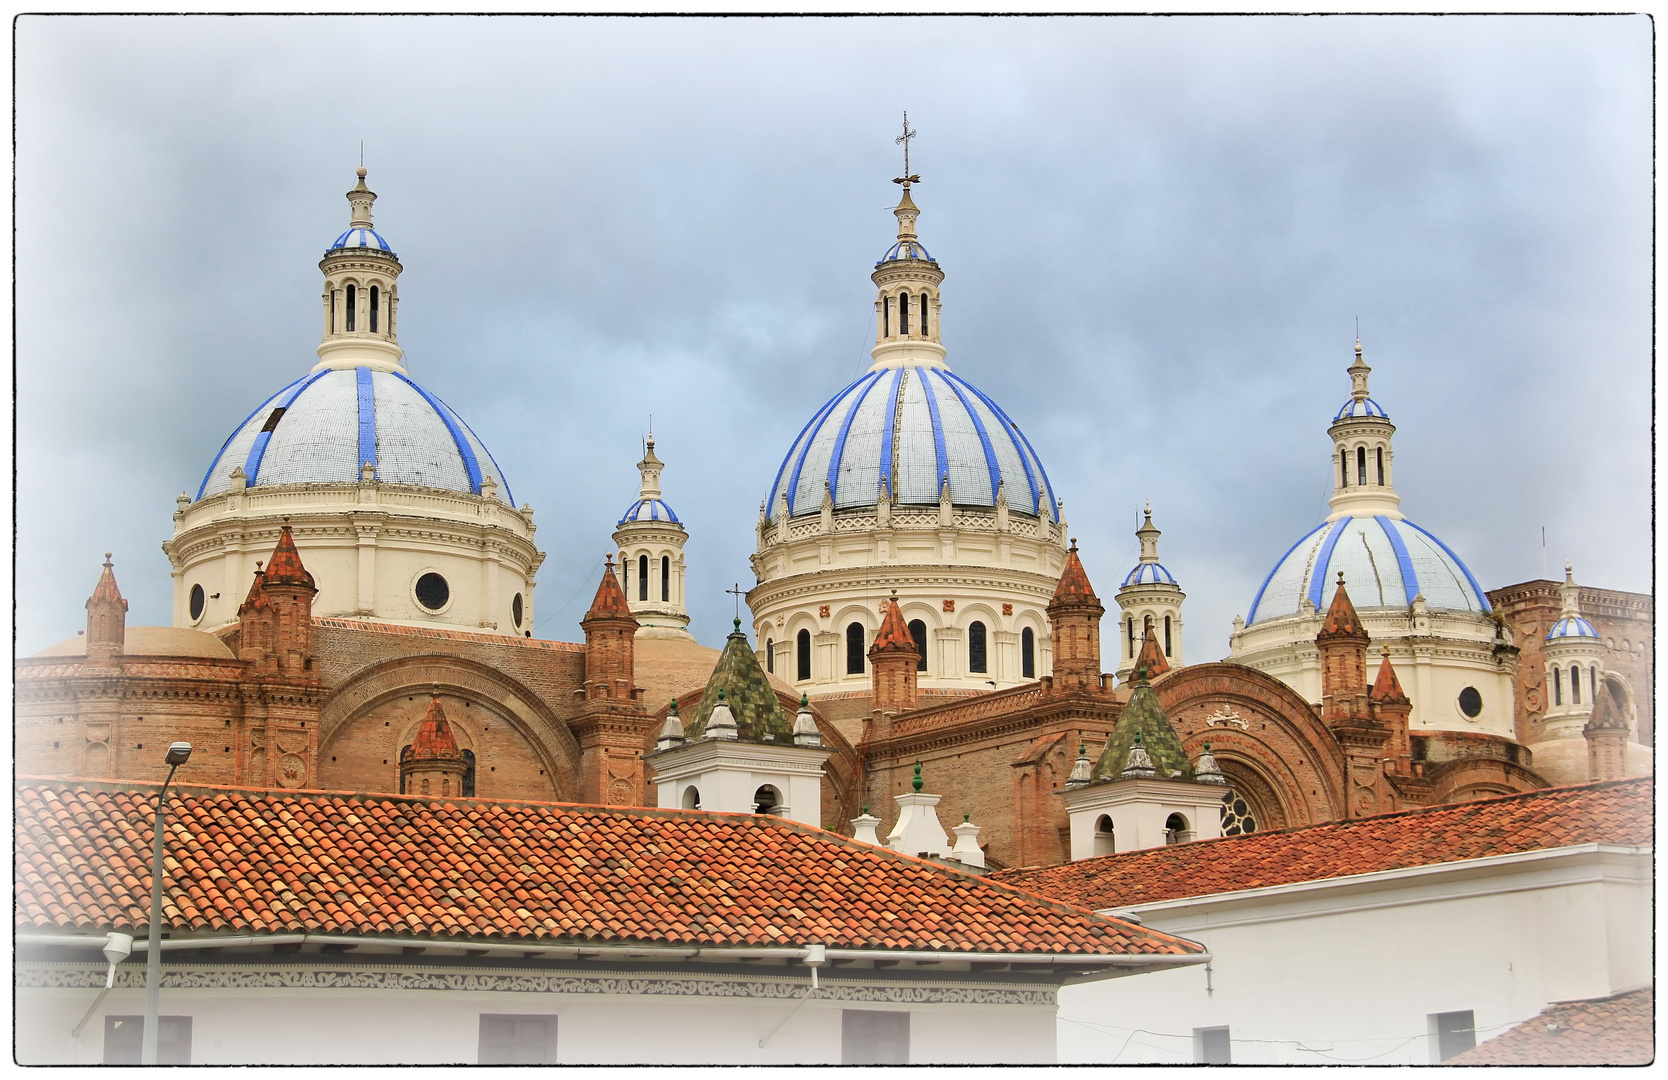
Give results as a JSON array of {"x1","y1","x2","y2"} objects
[
  {"x1": 512, "y1": 592, "x2": 524, "y2": 628},
  {"x1": 188, "y1": 583, "x2": 206, "y2": 621},
  {"x1": 415, "y1": 573, "x2": 450, "y2": 611},
  {"x1": 1458, "y1": 686, "x2": 1483, "y2": 718}
]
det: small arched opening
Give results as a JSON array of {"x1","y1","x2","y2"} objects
[
  {"x1": 765, "y1": 638, "x2": 775, "y2": 674},
  {"x1": 846, "y1": 622, "x2": 866, "y2": 675},
  {"x1": 1163, "y1": 615, "x2": 1172, "y2": 657},
  {"x1": 661, "y1": 556, "x2": 670, "y2": 602},
  {"x1": 753, "y1": 784, "x2": 782, "y2": 815},
  {"x1": 908, "y1": 619, "x2": 929, "y2": 672},
  {"x1": 1356, "y1": 446, "x2": 1367, "y2": 486},
  {"x1": 1093, "y1": 814, "x2": 1116, "y2": 857},
  {"x1": 369, "y1": 285, "x2": 380, "y2": 332},
  {"x1": 1021, "y1": 627, "x2": 1036, "y2": 679},
  {"x1": 900, "y1": 292, "x2": 911, "y2": 335},
  {"x1": 1164, "y1": 812, "x2": 1193, "y2": 845},
  {"x1": 345, "y1": 284, "x2": 357, "y2": 332},
  {"x1": 638, "y1": 555, "x2": 649, "y2": 602},
  {"x1": 796, "y1": 629, "x2": 812, "y2": 682},
  {"x1": 681, "y1": 785, "x2": 701, "y2": 810},
  {"x1": 968, "y1": 621, "x2": 988, "y2": 674}
]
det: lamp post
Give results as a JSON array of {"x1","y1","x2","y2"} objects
[{"x1": 141, "y1": 742, "x2": 191, "y2": 1066}]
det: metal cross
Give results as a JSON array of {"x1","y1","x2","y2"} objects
[
  {"x1": 894, "y1": 110, "x2": 920, "y2": 186},
  {"x1": 726, "y1": 583, "x2": 745, "y2": 622}
]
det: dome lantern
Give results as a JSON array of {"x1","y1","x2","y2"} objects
[
  {"x1": 1115, "y1": 503, "x2": 1185, "y2": 683},
  {"x1": 316, "y1": 167, "x2": 404, "y2": 374},
  {"x1": 1326, "y1": 338, "x2": 1400, "y2": 519},
  {"x1": 612, "y1": 433, "x2": 692, "y2": 640}
]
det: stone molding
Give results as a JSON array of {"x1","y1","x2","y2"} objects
[{"x1": 18, "y1": 961, "x2": 1056, "y2": 1006}]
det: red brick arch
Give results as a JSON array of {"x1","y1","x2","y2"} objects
[
  {"x1": 318, "y1": 655, "x2": 580, "y2": 799},
  {"x1": 1154, "y1": 662, "x2": 1348, "y2": 830},
  {"x1": 1425, "y1": 757, "x2": 1547, "y2": 804}
]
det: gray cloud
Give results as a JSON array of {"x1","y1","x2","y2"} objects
[{"x1": 16, "y1": 14, "x2": 1650, "y2": 659}]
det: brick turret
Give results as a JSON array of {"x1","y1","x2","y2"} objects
[
  {"x1": 1047, "y1": 540, "x2": 1104, "y2": 692},
  {"x1": 84, "y1": 554, "x2": 128, "y2": 669},
  {"x1": 1584, "y1": 681, "x2": 1631, "y2": 781},
  {"x1": 1133, "y1": 622, "x2": 1170, "y2": 680},
  {"x1": 1316, "y1": 573, "x2": 1372, "y2": 724},
  {"x1": 401, "y1": 692, "x2": 469, "y2": 797},
  {"x1": 581, "y1": 555, "x2": 639, "y2": 701},
  {"x1": 1368, "y1": 645, "x2": 1413, "y2": 770},
  {"x1": 868, "y1": 594, "x2": 920, "y2": 712},
  {"x1": 237, "y1": 526, "x2": 318, "y2": 679}
]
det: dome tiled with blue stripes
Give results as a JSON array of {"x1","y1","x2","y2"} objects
[
  {"x1": 878, "y1": 238, "x2": 933, "y2": 264},
  {"x1": 1247, "y1": 515, "x2": 1490, "y2": 625},
  {"x1": 196, "y1": 368, "x2": 511, "y2": 502},
  {"x1": 1546, "y1": 615, "x2": 1599, "y2": 641},
  {"x1": 618, "y1": 498, "x2": 680, "y2": 526},
  {"x1": 1122, "y1": 561, "x2": 1178, "y2": 587},
  {"x1": 1334, "y1": 397, "x2": 1389, "y2": 421},
  {"x1": 330, "y1": 226, "x2": 395, "y2": 255},
  {"x1": 765, "y1": 362, "x2": 1058, "y2": 519}
]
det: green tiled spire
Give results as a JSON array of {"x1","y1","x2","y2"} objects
[
  {"x1": 683, "y1": 626, "x2": 795, "y2": 742},
  {"x1": 1092, "y1": 674, "x2": 1194, "y2": 782}
]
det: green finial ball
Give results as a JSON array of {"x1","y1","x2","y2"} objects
[
  {"x1": 1078, "y1": 742, "x2": 1087, "y2": 756},
  {"x1": 963, "y1": 811, "x2": 970, "y2": 823},
  {"x1": 1203, "y1": 741, "x2": 1211, "y2": 752},
  {"x1": 862, "y1": 805, "x2": 869, "y2": 816},
  {"x1": 716, "y1": 688, "x2": 726, "y2": 701},
  {"x1": 669, "y1": 699, "x2": 679, "y2": 714},
  {"x1": 733, "y1": 616, "x2": 742, "y2": 631},
  {"x1": 1133, "y1": 730, "x2": 1144, "y2": 746},
  {"x1": 912, "y1": 759, "x2": 924, "y2": 793},
  {"x1": 800, "y1": 693, "x2": 810, "y2": 708}
]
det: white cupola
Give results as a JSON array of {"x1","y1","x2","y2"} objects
[
  {"x1": 647, "y1": 623, "x2": 831, "y2": 824},
  {"x1": 612, "y1": 434, "x2": 692, "y2": 640},
  {"x1": 1325, "y1": 339, "x2": 1400, "y2": 520},
  {"x1": 314, "y1": 168, "x2": 404, "y2": 374},
  {"x1": 1541, "y1": 561, "x2": 1606, "y2": 739},
  {"x1": 1115, "y1": 503, "x2": 1186, "y2": 684},
  {"x1": 869, "y1": 180, "x2": 948, "y2": 372}
]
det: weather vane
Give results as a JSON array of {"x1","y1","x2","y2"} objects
[
  {"x1": 893, "y1": 110, "x2": 920, "y2": 187},
  {"x1": 725, "y1": 582, "x2": 745, "y2": 622}
]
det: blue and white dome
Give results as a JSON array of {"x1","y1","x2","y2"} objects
[
  {"x1": 879, "y1": 238, "x2": 933, "y2": 264},
  {"x1": 197, "y1": 368, "x2": 511, "y2": 502},
  {"x1": 1546, "y1": 615, "x2": 1599, "y2": 640},
  {"x1": 330, "y1": 226, "x2": 395, "y2": 255},
  {"x1": 618, "y1": 498, "x2": 680, "y2": 526},
  {"x1": 1247, "y1": 515, "x2": 1489, "y2": 624},
  {"x1": 765, "y1": 362, "x2": 1057, "y2": 518},
  {"x1": 1334, "y1": 397, "x2": 1389, "y2": 421},
  {"x1": 1123, "y1": 561, "x2": 1178, "y2": 587}
]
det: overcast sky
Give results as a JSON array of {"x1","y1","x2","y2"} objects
[{"x1": 15, "y1": 14, "x2": 1651, "y2": 659}]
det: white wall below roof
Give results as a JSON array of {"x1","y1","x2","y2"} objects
[
  {"x1": 1054, "y1": 844, "x2": 1650, "y2": 1065},
  {"x1": 16, "y1": 967, "x2": 1058, "y2": 1065}
]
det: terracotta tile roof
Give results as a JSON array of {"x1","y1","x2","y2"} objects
[
  {"x1": 1318, "y1": 573, "x2": 1366, "y2": 639},
  {"x1": 1049, "y1": 540, "x2": 1099, "y2": 606},
  {"x1": 582, "y1": 557, "x2": 634, "y2": 622},
  {"x1": 309, "y1": 618, "x2": 585, "y2": 651},
  {"x1": 88, "y1": 555, "x2": 126, "y2": 606},
  {"x1": 14, "y1": 780, "x2": 1203, "y2": 957},
  {"x1": 262, "y1": 525, "x2": 316, "y2": 589},
  {"x1": 993, "y1": 778, "x2": 1652, "y2": 910},
  {"x1": 408, "y1": 695, "x2": 464, "y2": 760},
  {"x1": 1449, "y1": 986, "x2": 1653, "y2": 1065},
  {"x1": 871, "y1": 596, "x2": 917, "y2": 655},
  {"x1": 237, "y1": 564, "x2": 269, "y2": 616},
  {"x1": 1370, "y1": 645, "x2": 1408, "y2": 705}
]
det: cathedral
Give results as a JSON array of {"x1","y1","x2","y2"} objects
[{"x1": 16, "y1": 162, "x2": 1652, "y2": 872}]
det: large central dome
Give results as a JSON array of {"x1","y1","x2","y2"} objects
[
  {"x1": 198, "y1": 368, "x2": 512, "y2": 501},
  {"x1": 765, "y1": 361, "x2": 1056, "y2": 517}
]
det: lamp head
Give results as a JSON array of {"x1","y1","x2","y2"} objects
[{"x1": 164, "y1": 743, "x2": 192, "y2": 766}]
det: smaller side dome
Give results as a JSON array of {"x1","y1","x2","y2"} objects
[
  {"x1": 1334, "y1": 397, "x2": 1389, "y2": 421},
  {"x1": 1122, "y1": 562, "x2": 1177, "y2": 587},
  {"x1": 618, "y1": 498, "x2": 680, "y2": 526},
  {"x1": 878, "y1": 238, "x2": 934, "y2": 264},
  {"x1": 330, "y1": 226, "x2": 395, "y2": 255},
  {"x1": 1547, "y1": 615, "x2": 1599, "y2": 641}
]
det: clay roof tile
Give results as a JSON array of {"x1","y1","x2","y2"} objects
[
  {"x1": 261, "y1": 525, "x2": 317, "y2": 590},
  {"x1": 1049, "y1": 540, "x2": 1099, "y2": 606},
  {"x1": 581, "y1": 556, "x2": 635, "y2": 623}
]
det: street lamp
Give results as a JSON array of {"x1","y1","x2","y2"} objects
[{"x1": 141, "y1": 742, "x2": 191, "y2": 1066}]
